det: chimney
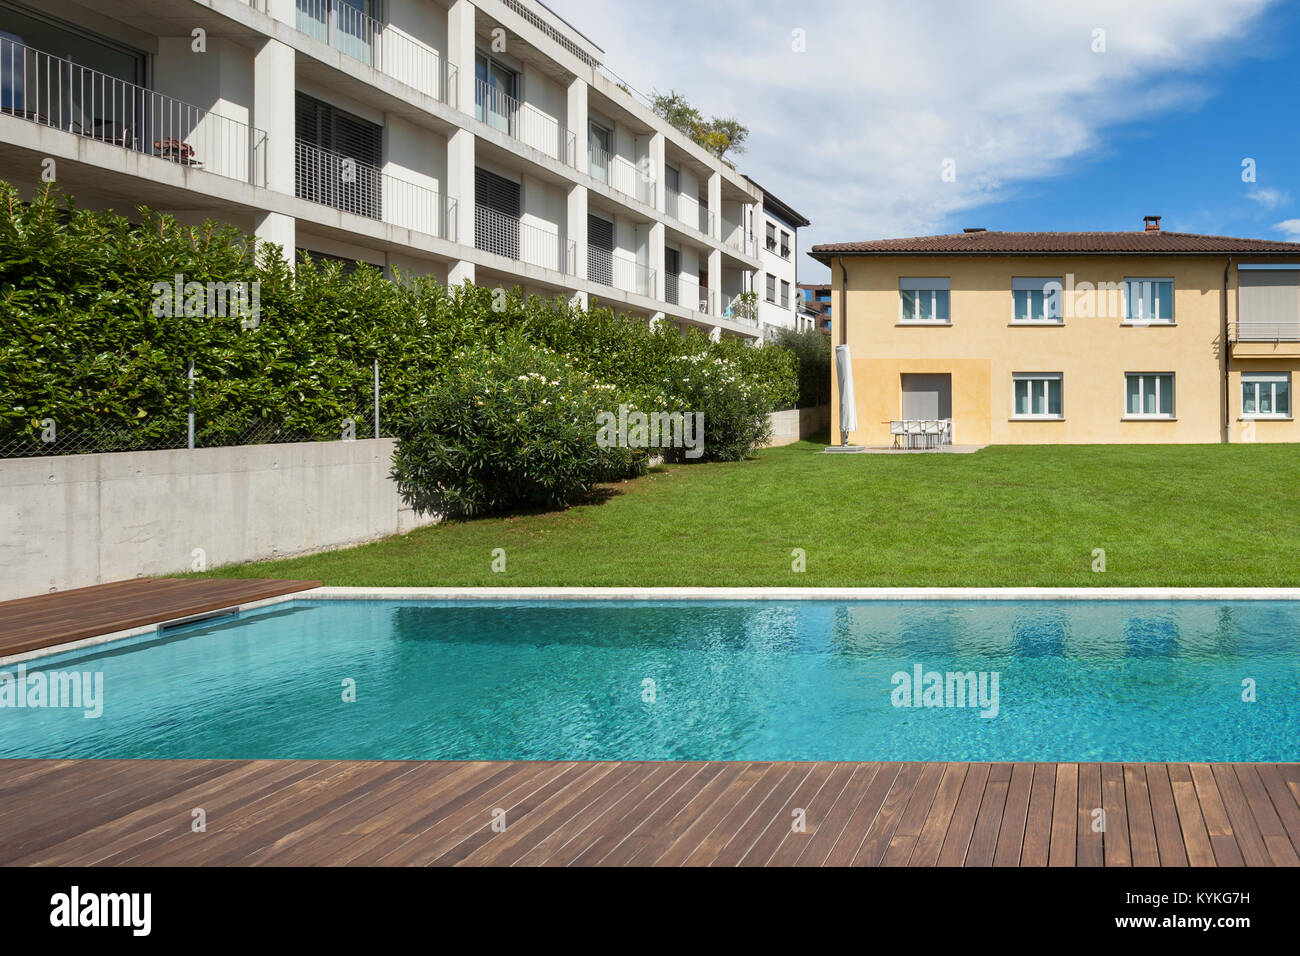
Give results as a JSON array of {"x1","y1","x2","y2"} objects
[{"x1": 1144, "y1": 215, "x2": 1161, "y2": 232}]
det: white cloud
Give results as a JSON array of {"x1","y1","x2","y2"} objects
[
  {"x1": 1246, "y1": 187, "x2": 1290, "y2": 210},
  {"x1": 545, "y1": 0, "x2": 1275, "y2": 275},
  {"x1": 1274, "y1": 219, "x2": 1300, "y2": 240}
]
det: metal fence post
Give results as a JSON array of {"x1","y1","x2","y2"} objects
[
  {"x1": 187, "y1": 360, "x2": 195, "y2": 449},
  {"x1": 373, "y1": 359, "x2": 380, "y2": 439}
]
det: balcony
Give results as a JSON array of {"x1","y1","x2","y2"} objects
[
  {"x1": 666, "y1": 274, "x2": 714, "y2": 315},
  {"x1": 589, "y1": 249, "x2": 654, "y2": 297},
  {"x1": 295, "y1": 0, "x2": 457, "y2": 104},
  {"x1": 295, "y1": 140, "x2": 456, "y2": 240},
  {"x1": 475, "y1": 205, "x2": 575, "y2": 274},
  {"x1": 722, "y1": 292, "x2": 759, "y2": 327},
  {"x1": 588, "y1": 142, "x2": 654, "y2": 205},
  {"x1": 665, "y1": 188, "x2": 714, "y2": 238},
  {"x1": 725, "y1": 222, "x2": 756, "y2": 258},
  {"x1": 1229, "y1": 319, "x2": 1300, "y2": 358},
  {"x1": 475, "y1": 79, "x2": 576, "y2": 167},
  {"x1": 0, "y1": 36, "x2": 267, "y2": 186}
]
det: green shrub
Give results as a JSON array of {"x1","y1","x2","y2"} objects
[
  {"x1": 770, "y1": 327, "x2": 832, "y2": 408},
  {"x1": 390, "y1": 338, "x2": 643, "y2": 516}
]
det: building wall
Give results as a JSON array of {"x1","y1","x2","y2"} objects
[{"x1": 831, "y1": 254, "x2": 1260, "y2": 445}]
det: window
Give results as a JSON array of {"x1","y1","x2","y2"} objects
[
  {"x1": 474, "y1": 53, "x2": 517, "y2": 134},
  {"x1": 765, "y1": 273, "x2": 777, "y2": 303},
  {"x1": 780, "y1": 230, "x2": 791, "y2": 259},
  {"x1": 1125, "y1": 373, "x2": 1175, "y2": 418},
  {"x1": 765, "y1": 222, "x2": 777, "y2": 253},
  {"x1": 1124, "y1": 278, "x2": 1174, "y2": 323},
  {"x1": 295, "y1": 92, "x2": 383, "y2": 219},
  {"x1": 1012, "y1": 373, "x2": 1063, "y2": 419},
  {"x1": 1012, "y1": 277, "x2": 1063, "y2": 323},
  {"x1": 1242, "y1": 372, "x2": 1291, "y2": 418},
  {"x1": 588, "y1": 121, "x2": 612, "y2": 183},
  {"x1": 899, "y1": 278, "x2": 951, "y2": 323},
  {"x1": 474, "y1": 167, "x2": 521, "y2": 259},
  {"x1": 780, "y1": 280, "x2": 790, "y2": 309},
  {"x1": 587, "y1": 214, "x2": 613, "y2": 286}
]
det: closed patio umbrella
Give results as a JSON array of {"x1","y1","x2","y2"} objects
[{"x1": 835, "y1": 344, "x2": 857, "y2": 446}]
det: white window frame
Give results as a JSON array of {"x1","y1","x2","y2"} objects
[
  {"x1": 1241, "y1": 372, "x2": 1292, "y2": 419},
  {"x1": 1124, "y1": 372, "x2": 1176, "y2": 419},
  {"x1": 1123, "y1": 277, "x2": 1175, "y2": 325},
  {"x1": 1011, "y1": 277, "x2": 1064, "y2": 324},
  {"x1": 899, "y1": 277, "x2": 951, "y2": 324},
  {"x1": 1011, "y1": 373, "x2": 1064, "y2": 420}
]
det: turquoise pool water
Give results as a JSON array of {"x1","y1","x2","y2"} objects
[{"x1": 2, "y1": 599, "x2": 1296, "y2": 762}]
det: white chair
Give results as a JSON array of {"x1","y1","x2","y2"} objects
[
  {"x1": 889, "y1": 420, "x2": 905, "y2": 449},
  {"x1": 923, "y1": 419, "x2": 943, "y2": 448}
]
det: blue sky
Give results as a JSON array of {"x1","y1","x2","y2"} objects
[{"x1": 546, "y1": 0, "x2": 1300, "y2": 281}]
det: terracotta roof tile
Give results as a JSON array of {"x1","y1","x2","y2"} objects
[{"x1": 809, "y1": 231, "x2": 1300, "y2": 258}]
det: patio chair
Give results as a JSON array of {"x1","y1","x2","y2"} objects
[
  {"x1": 903, "y1": 419, "x2": 922, "y2": 449},
  {"x1": 923, "y1": 419, "x2": 943, "y2": 449},
  {"x1": 889, "y1": 420, "x2": 905, "y2": 449}
]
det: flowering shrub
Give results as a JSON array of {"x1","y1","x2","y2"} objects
[
  {"x1": 390, "y1": 339, "x2": 643, "y2": 516},
  {"x1": 649, "y1": 350, "x2": 775, "y2": 462}
]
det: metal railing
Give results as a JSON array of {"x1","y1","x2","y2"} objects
[
  {"x1": 589, "y1": 250, "x2": 653, "y2": 297},
  {"x1": 295, "y1": 0, "x2": 457, "y2": 104},
  {"x1": 722, "y1": 292, "x2": 759, "y2": 326},
  {"x1": 588, "y1": 142, "x2": 655, "y2": 205},
  {"x1": 475, "y1": 205, "x2": 574, "y2": 274},
  {"x1": 295, "y1": 140, "x2": 455, "y2": 239},
  {"x1": 0, "y1": 36, "x2": 267, "y2": 186},
  {"x1": 666, "y1": 187, "x2": 714, "y2": 237},
  {"x1": 475, "y1": 79, "x2": 576, "y2": 167},
  {"x1": 1230, "y1": 320, "x2": 1300, "y2": 342},
  {"x1": 666, "y1": 274, "x2": 713, "y2": 314}
]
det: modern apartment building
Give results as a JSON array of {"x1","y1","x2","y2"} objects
[
  {"x1": 747, "y1": 180, "x2": 809, "y2": 337},
  {"x1": 0, "y1": 0, "x2": 784, "y2": 340},
  {"x1": 811, "y1": 220, "x2": 1300, "y2": 445}
]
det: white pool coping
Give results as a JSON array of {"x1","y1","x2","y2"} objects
[
  {"x1": 9, "y1": 584, "x2": 1300, "y2": 666},
  {"x1": 305, "y1": 585, "x2": 1300, "y2": 602}
]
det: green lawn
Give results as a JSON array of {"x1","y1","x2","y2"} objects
[{"x1": 196, "y1": 439, "x2": 1300, "y2": 587}]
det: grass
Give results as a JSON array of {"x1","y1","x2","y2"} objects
[{"x1": 195, "y1": 438, "x2": 1300, "y2": 587}]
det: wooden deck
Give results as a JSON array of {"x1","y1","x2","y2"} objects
[
  {"x1": 0, "y1": 578, "x2": 320, "y2": 658},
  {"x1": 1, "y1": 759, "x2": 1296, "y2": 866}
]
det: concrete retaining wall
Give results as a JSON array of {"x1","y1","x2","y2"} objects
[
  {"x1": 766, "y1": 405, "x2": 831, "y2": 447},
  {"x1": 0, "y1": 438, "x2": 434, "y2": 601}
]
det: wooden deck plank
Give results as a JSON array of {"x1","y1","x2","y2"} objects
[
  {"x1": 1, "y1": 760, "x2": 1297, "y2": 867},
  {"x1": 0, "y1": 578, "x2": 320, "y2": 658}
]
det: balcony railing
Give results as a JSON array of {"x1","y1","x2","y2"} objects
[
  {"x1": 1230, "y1": 320, "x2": 1300, "y2": 342},
  {"x1": 295, "y1": 0, "x2": 457, "y2": 105},
  {"x1": 722, "y1": 292, "x2": 759, "y2": 326},
  {"x1": 666, "y1": 187, "x2": 714, "y2": 237},
  {"x1": 475, "y1": 79, "x2": 576, "y2": 167},
  {"x1": 589, "y1": 249, "x2": 653, "y2": 297},
  {"x1": 475, "y1": 205, "x2": 575, "y2": 274},
  {"x1": 0, "y1": 36, "x2": 267, "y2": 186},
  {"x1": 666, "y1": 274, "x2": 713, "y2": 314},
  {"x1": 588, "y1": 142, "x2": 654, "y2": 205},
  {"x1": 295, "y1": 140, "x2": 455, "y2": 240},
  {"x1": 725, "y1": 222, "x2": 756, "y2": 257}
]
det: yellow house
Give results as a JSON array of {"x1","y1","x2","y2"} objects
[{"x1": 810, "y1": 221, "x2": 1300, "y2": 445}]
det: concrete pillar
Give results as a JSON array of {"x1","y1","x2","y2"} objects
[
  {"x1": 448, "y1": 0, "x2": 477, "y2": 117},
  {"x1": 707, "y1": 172, "x2": 722, "y2": 241},
  {"x1": 447, "y1": 126, "x2": 475, "y2": 250},
  {"x1": 649, "y1": 131, "x2": 665, "y2": 213},
  {"x1": 707, "y1": 248, "x2": 722, "y2": 315},
  {"x1": 253, "y1": 38, "x2": 294, "y2": 197},
  {"x1": 649, "y1": 220, "x2": 665, "y2": 301},
  {"x1": 567, "y1": 76, "x2": 588, "y2": 174},
  {"x1": 567, "y1": 183, "x2": 587, "y2": 280},
  {"x1": 254, "y1": 212, "x2": 296, "y2": 265},
  {"x1": 449, "y1": 258, "x2": 476, "y2": 286}
]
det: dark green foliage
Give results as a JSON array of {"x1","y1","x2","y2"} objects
[{"x1": 771, "y1": 327, "x2": 832, "y2": 409}]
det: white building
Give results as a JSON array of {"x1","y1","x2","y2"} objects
[
  {"x1": 746, "y1": 179, "x2": 811, "y2": 338},
  {"x1": 0, "y1": 0, "x2": 798, "y2": 341}
]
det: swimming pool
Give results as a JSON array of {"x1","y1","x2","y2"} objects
[{"x1": 2, "y1": 599, "x2": 1296, "y2": 762}]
